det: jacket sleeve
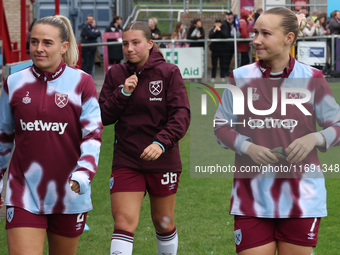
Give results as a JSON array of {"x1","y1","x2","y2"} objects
[
  {"x1": 239, "y1": 21, "x2": 249, "y2": 38},
  {"x1": 200, "y1": 27, "x2": 205, "y2": 39},
  {"x1": 214, "y1": 74, "x2": 252, "y2": 155},
  {"x1": 209, "y1": 27, "x2": 216, "y2": 38},
  {"x1": 313, "y1": 71, "x2": 340, "y2": 151},
  {"x1": 70, "y1": 75, "x2": 103, "y2": 195},
  {"x1": 81, "y1": 24, "x2": 101, "y2": 41},
  {"x1": 330, "y1": 18, "x2": 340, "y2": 34},
  {"x1": 153, "y1": 66, "x2": 190, "y2": 151},
  {"x1": 209, "y1": 26, "x2": 229, "y2": 39},
  {"x1": 303, "y1": 26, "x2": 316, "y2": 37},
  {"x1": 0, "y1": 80, "x2": 15, "y2": 194},
  {"x1": 99, "y1": 67, "x2": 131, "y2": 125},
  {"x1": 186, "y1": 26, "x2": 194, "y2": 39}
]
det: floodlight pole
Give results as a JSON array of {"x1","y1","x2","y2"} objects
[
  {"x1": 21, "y1": 0, "x2": 27, "y2": 60},
  {"x1": 55, "y1": 0, "x2": 60, "y2": 15},
  {"x1": 184, "y1": 0, "x2": 189, "y2": 14}
]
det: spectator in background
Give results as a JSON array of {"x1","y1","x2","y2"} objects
[
  {"x1": 238, "y1": 9, "x2": 250, "y2": 66},
  {"x1": 302, "y1": 16, "x2": 318, "y2": 36},
  {"x1": 149, "y1": 17, "x2": 167, "y2": 48},
  {"x1": 187, "y1": 18, "x2": 205, "y2": 48},
  {"x1": 171, "y1": 21, "x2": 188, "y2": 48},
  {"x1": 148, "y1": 17, "x2": 162, "y2": 40},
  {"x1": 316, "y1": 12, "x2": 330, "y2": 35},
  {"x1": 80, "y1": 14, "x2": 101, "y2": 76},
  {"x1": 107, "y1": 16, "x2": 123, "y2": 33},
  {"x1": 312, "y1": 9, "x2": 319, "y2": 21},
  {"x1": 106, "y1": 16, "x2": 124, "y2": 64},
  {"x1": 316, "y1": 12, "x2": 331, "y2": 74},
  {"x1": 209, "y1": 18, "x2": 229, "y2": 82},
  {"x1": 329, "y1": 10, "x2": 340, "y2": 35},
  {"x1": 254, "y1": 8, "x2": 263, "y2": 23},
  {"x1": 299, "y1": 7, "x2": 309, "y2": 18},
  {"x1": 223, "y1": 10, "x2": 239, "y2": 74}
]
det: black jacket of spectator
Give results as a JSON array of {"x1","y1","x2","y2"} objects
[
  {"x1": 187, "y1": 26, "x2": 205, "y2": 47},
  {"x1": 209, "y1": 23, "x2": 230, "y2": 51}
]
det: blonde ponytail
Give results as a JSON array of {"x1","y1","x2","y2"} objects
[
  {"x1": 33, "y1": 15, "x2": 79, "y2": 67},
  {"x1": 296, "y1": 14, "x2": 307, "y2": 37}
]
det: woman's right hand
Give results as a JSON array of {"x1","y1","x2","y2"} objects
[
  {"x1": 0, "y1": 194, "x2": 4, "y2": 210},
  {"x1": 123, "y1": 74, "x2": 138, "y2": 94},
  {"x1": 246, "y1": 143, "x2": 279, "y2": 165}
]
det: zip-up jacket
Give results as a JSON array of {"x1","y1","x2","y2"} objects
[
  {"x1": 99, "y1": 47, "x2": 190, "y2": 172},
  {"x1": 0, "y1": 62, "x2": 103, "y2": 214}
]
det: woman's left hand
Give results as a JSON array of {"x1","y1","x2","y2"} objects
[
  {"x1": 0, "y1": 194, "x2": 4, "y2": 210},
  {"x1": 285, "y1": 134, "x2": 318, "y2": 163},
  {"x1": 69, "y1": 180, "x2": 81, "y2": 194},
  {"x1": 140, "y1": 143, "x2": 163, "y2": 161}
]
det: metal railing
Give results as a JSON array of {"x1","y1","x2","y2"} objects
[{"x1": 81, "y1": 34, "x2": 340, "y2": 81}]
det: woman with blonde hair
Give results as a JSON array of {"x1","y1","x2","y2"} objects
[{"x1": 0, "y1": 15, "x2": 103, "y2": 255}]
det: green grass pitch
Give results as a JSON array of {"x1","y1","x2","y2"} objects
[{"x1": 0, "y1": 82, "x2": 340, "y2": 254}]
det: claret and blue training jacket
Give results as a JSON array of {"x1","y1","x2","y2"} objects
[
  {"x1": 99, "y1": 47, "x2": 190, "y2": 172},
  {"x1": 215, "y1": 57, "x2": 340, "y2": 218},
  {"x1": 0, "y1": 62, "x2": 103, "y2": 214}
]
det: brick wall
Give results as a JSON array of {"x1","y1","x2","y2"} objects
[{"x1": 3, "y1": 0, "x2": 33, "y2": 55}]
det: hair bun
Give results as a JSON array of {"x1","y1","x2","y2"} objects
[{"x1": 296, "y1": 14, "x2": 307, "y2": 36}]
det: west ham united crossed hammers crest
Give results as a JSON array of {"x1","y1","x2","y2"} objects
[
  {"x1": 55, "y1": 93, "x2": 69, "y2": 108},
  {"x1": 149, "y1": 80, "x2": 163, "y2": 96}
]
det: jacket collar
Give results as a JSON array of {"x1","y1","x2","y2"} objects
[
  {"x1": 257, "y1": 55, "x2": 295, "y2": 78},
  {"x1": 31, "y1": 62, "x2": 66, "y2": 81},
  {"x1": 126, "y1": 47, "x2": 165, "y2": 75}
]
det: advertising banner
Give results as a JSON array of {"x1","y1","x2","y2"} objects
[
  {"x1": 160, "y1": 47, "x2": 203, "y2": 79},
  {"x1": 240, "y1": 0, "x2": 255, "y2": 32},
  {"x1": 297, "y1": 41, "x2": 327, "y2": 66}
]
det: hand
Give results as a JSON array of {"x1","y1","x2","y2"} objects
[
  {"x1": 140, "y1": 143, "x2": 163, "y2": 161},
  {"x1": 154, "y1": 34, "x2": 160, "y2": 39},
  {"x1": 285, "y1": 133, "x2": 319, "y2": 163},
  {"x1": 214, "y1": 23, "x2": 221, "y2": 31},
  {"x1": 69, "y1": 180, "x2": 81, "y2": 194},
  {"x1": 123, "y1": 74, "x2": 138, "y2": 94},
  {"x1": 214, "y1": 26, "x2": 221, "y2": 32},
  {"x1": 246, "y1": 143, "x2": 279, "y2": 165},
  {"x1": 0, "y1": 194, "x2": 3, "y2": 210}
]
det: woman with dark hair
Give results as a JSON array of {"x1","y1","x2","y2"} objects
[
  {"x1": 187, "y1": 18, "x2": 205, "y2": 47},
  {"x1": 106, "y1": 16, "x2": 124, "y2": 64},
  {"x1": 99, "y1": 21, "x2": 190, "y2": 255}
]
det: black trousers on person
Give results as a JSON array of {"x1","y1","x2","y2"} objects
[
  {"x1": 211, "y1": 51, "x2": 229, "y2": 79},
  {"x1": 81, "y1": 46, "x2": 97, "y2": 75},
  {"x1": 240, "y1": 52, "x2": 250, "y2": 67}
]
